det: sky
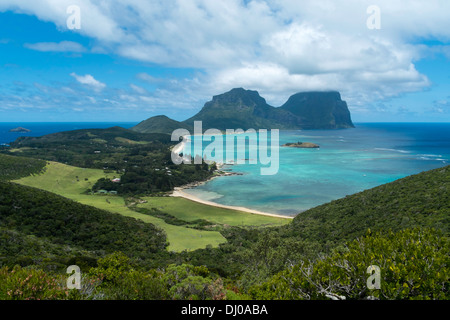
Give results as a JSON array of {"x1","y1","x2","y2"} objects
[{"x1": 0, "y1": 0, "x2": 449, "y2": 123}]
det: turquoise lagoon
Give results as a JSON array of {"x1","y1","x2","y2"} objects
[{"x1": 181, "y1": 123, "x2": 450, "y2": 216}]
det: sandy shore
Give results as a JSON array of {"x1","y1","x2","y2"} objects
[
  {"x1": 170, "y1": 136, "x2": 294, "y2": 219},
  {"x1": 171, "y1": 188, "x2": 294, "y2": 219}
]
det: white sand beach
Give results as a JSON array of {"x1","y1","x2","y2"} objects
[{"x1": 171, "y1": 188, "x2": 294, "y2": 219}]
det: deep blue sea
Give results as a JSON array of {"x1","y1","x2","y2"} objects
[{"x1": 1, "y1": 122, "x2": 449, "y2": 216}]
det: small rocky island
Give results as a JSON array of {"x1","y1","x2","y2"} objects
[
  {"x1": 9, "y1": 127, "x2": 31, "y2": 133},
  {"x1": 282, "y1": 141, "x2": 320, "y2": 148}
]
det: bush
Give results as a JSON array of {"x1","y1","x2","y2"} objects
[
  {"x1": 162, "y1": 264, "x2": 227, "y2": 300},
  {"x1": 249, "y1": 228, "x2": 449, "y2": 300},
  {"x1": 0, "y1": 265, "x2": 68, "y2": 300}
]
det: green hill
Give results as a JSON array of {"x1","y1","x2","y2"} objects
[
  {"x1": 0, "y1": 181, "x2": 168, "y2": 269},
  {"x1": 132, "y1": 115, "x2": 193, "y2": 134},
  {"x1": 282, "y1": 165, "x2": 450, "y2": 247},
  {"x1": 10, "y1": 126, "x2": 171, "y2": 147},
  {"x1": 229, "y1": 165, "x2": 449, "y2": 290},
  {"x1": 2, "y1": 127, "x2": 215, "y2": 195}
]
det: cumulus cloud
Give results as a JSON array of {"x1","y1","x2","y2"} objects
[
  {"x1": 2, "y1": 0, "x2": 450, "y2": 115},
  {"x1": 70, "y1": 72, "x2": 106, "y2": 91}
]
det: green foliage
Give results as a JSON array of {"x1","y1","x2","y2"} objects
[
  {"x1": 0, "y1": 265, "x2": 68, "y2": 300},
  {"x1": 161, "y1": 264, "x2": 226, "y2": 300},
  {"x1": 100, "y1": 269, "x2": 167, "y2": 300},
  {"x1": 249, "y1": 228, "x2": 449, "y2": 300},
  {"x1": 3, "y1": 127, "x2": 215, "y2": 195},
  {"x1": 1, "y1": 132, "x2": 449, "y2": 300},
  {"x1": 86, "y1": 252, "x2": 167, "y2": 300},
  {"x1": 286, "y1": 165, "x2": 450, "y2": 250},
  {"x1": 0, "y1": 227, "x2": 97, "y2": 271},
  {"x1": 86, "y1": 252, "x2": 229, "y2": 300},
  {"x1": 132, "y1": 115, "x2": 193, "y2": 134},
  {"x1": 0, "y1": 181, "x2": 167, "y2": 267},
  {"x1": 88, "y1": 252, "x2": 133, "y2": 283},
  {"x1": 0, "y1": 154, "x2": 46, "y2": 181},
  {"x1": 235, "y1": 230, "x2": 322, "y2": 290}
]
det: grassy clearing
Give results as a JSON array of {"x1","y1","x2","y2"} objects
[
  {"x1": 13, "y1": 161, "x2": 117, "y2": 200},
  {"x1": 13, "y1": 161, "x2": 291, "y2": 251},
  {"x1": 140, "y1": 196, "x2": 290, "y2": 227},
  {"x1": 13, "y1": 162, "x2": 227, "y2": 252},
  {"x1": 114, "y1": 137, "x2": 150, "y2": 145}
]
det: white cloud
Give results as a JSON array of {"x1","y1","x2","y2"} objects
[
  {"x1": 0, "y1": 0, "x2": 126, "y2": 42},
  {"x1": 129, "y1": 83, "x2": 147, "y2": 95},
  {"x1": 24, "y1": 41, "x2": 86, "y2": 52},
  {"x1": 70, "y1": 72, "x2": 106, "y2": 91},
  {"x1": 2, "y1": 0, "x2": 450, "y2": 114},
  {"x1": 136, "y1": 73, "x2": 161, "y2": 83}
]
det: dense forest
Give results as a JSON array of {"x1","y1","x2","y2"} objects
[
  {"x1": 0, "y1": 129, "x2": 449, "y2": 300},
  {"x1": 4, "y1": 127, "x2": 215, "y2": 195}
]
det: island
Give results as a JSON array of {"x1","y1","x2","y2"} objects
[
  {"x1": 9, "y1": 127, "x2": 31, "y2": 133},
  {"x1": 282, "y1": 141, "x2": 320, "y2": 148}
]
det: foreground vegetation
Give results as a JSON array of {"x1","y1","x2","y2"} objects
[
  {"x1": 1, "y1": 228, "x2": 447, "y2": 300},
  {"x1": 250, "y1": 228, "x2": 449, "y2": 300}
]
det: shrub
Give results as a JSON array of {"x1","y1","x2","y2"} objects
[
  {"x1": 0, "y1": 265, "x2": 68, "y2": 300},
  {"x1": 249, "y1": 228, "x2": 449, "y2": 300}
]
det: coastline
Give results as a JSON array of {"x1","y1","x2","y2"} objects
[
  {"x1": 170, "y1": 134, "x2": 294, "y2": 219},
  {"x1": 171, "y1": 182, "x2": 295, "y2": 220}
]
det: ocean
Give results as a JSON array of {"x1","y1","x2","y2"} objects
[
  {"x1": 182, "y1": 123, "x2": 450, "y2": 215},
  {"x1": 1, "y1": 122, "x2": 449, "y2": 216}
]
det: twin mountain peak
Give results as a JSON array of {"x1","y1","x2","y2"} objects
[{"x1": 132, "y1": 88, "x2": 355, "y2": 134}]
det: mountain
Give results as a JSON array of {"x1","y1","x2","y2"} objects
[
  {"x1": 131, "y1": 88, "x2": 354, "y2": 134},
  {"x1": 182, "y1": 88, "x2": 297, "y2": 130},
  {"x1": 132, "y1": 115, "x2": 193, "y2": 134},
  {"x1": 280, "y1": 91, "x2": 354, "y2": 129}
]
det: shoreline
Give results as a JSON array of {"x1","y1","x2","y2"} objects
[
  {"x1": 170, "y1": 137, "x2": 294, "y2": 219},
  {"x1": 171, "y1": 187, "x2": 295, "y2": 220}
]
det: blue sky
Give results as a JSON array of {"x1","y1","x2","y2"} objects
[{"x1": 0, "y1": 0, "x2": 449, "y2": 123}]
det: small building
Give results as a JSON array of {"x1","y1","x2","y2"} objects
[{"x1": 111, "y1": 178, "x2": 121, "y2": 183}]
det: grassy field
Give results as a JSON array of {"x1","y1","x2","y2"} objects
[
  {"x1": 13, "y1": 161, "x2": 290, "y2": 252},
  {"x1": 140, "y1": 196, "x2": 289, "y2": 227}
]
